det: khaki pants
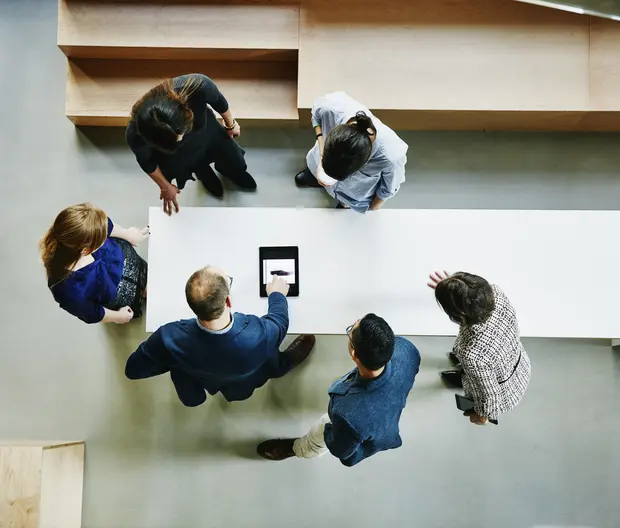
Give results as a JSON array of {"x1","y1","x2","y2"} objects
[{"x1": 293, "y1": 414, "x2": 331, "y2": 459}]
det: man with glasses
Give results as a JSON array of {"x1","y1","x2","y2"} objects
[
  {"x1": 257, "y1": 314, "x2": 420, "y2": 466},
  {"x1": 125, "y1": 265, "x2": 315, "y2": 406}
]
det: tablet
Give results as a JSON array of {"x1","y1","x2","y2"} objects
[
  {"x1": 259, "y1": 246, "x2": 299, "y2": 297},
  {"x1": 454, "y1": 394, "x2": 498, "y2": 425}
]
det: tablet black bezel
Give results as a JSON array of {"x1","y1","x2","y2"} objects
[{"x1": 259, "y1": 246, "x2": 299, "y2": 297}]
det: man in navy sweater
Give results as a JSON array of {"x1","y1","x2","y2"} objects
[
  {"x1": 125, "y1": 266, "x2": 315, "y2": 406},
  {"x1": 257, "y1": 314, "x2": 420, "y2": 466}
]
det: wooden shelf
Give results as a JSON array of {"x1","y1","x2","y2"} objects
[
  {"x1": 58, "y1": 0, "x2": 299, "y2": 61},
  {"x1": 0, "y1": 441, "x2": 84, "y2": 528},
  {"x1": 299, "y1": 0, "x2": 590, "y2": 112},
  {"x1": 297, "y1": 0, "x2": 620, "y2": 130},
  {"x1": 65, "y1": 58, "x2": 299, "y2": 126},
  {"x1": 589, "y1": 17, "x2": 620, "y2": 111}
]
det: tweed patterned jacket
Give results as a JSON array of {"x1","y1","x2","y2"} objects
[{"x1": 454, "y1": 285, "x2": 532, "y2": 420}]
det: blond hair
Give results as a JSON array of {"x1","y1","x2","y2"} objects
[{"x1": 40, "y1": 203, "x2": 108, "y2": 287}]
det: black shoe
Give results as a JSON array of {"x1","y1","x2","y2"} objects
[
  {"x1": 295, "y1": 168, "x2": 321, "y2": 188},
  {"x1": 257, "y1": 439, "x2": 296, "y2": 461},
  {"x1": 448, "y1": 352, "x2": 460, "y2": 366},
  {"x1": 336, "y1": 203, "x2": 345, "y2": 209},
  {"x1": 224, "y1": 171, "x2": 257, "y2": 191},
  {"x1": 195, "y1": 166, "x2": 224, "y2": 198},
  {"x1": 440, "y1": 369, "x2": 463, "y2": 388}
]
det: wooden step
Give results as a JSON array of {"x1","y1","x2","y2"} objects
[
  {"x1": 65, "y1": 58, "x2": 299, "y2": 126},
  {"x1": 58, "y1": 0, "x2": 299, "y2": 61},
  {"x1": 298, "y1": 0, "x2": 620, "y2": 130}
]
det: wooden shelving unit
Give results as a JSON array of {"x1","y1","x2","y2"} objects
[
  {"x1": 57, "y1": 0, "x2": 620, "y2": 130},
  {"x1": 58, "y1": 0, "x2": 300, "y2": 127}
]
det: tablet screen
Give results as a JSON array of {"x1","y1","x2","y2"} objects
[{"x1": 262, "y1": 259, "x2": 296, "y2": 285}]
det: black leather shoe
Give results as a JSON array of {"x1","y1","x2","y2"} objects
[
  {"x1": 195, "y1": 166, "x2": 224, "y2": 198},
  {"x1": 283, "y1": 335, "x2": 316, "y2": 369},
  {"x1": 224, "y1": 171, "x2": 257, "y2": 191},
  {"x1": 295, "y1": 168, "x2": 321, "y2": 188},
  {"x1": 440, "y1": 369, "x2": 463, "y2": 388},
  {"x1": 257, "y1": 439, "x2": 296, "y2": 461}
]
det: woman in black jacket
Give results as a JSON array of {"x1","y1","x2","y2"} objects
[{"x1": 126, "y1": 73, "x2": 256, "y2": 214}]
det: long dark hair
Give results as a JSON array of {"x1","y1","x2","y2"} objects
[
  {"x1": 131, "y1": 76, "x2": 202, "y2": 153},
  {"x1": 322, "y1": 111, "x2": 376, "y2": 181},
  {"x1": 434, "y1": 272, "x2": 496, "y2": 326},
  {"x1": 41, "y1": 203, "x2": 108, "y2": 287}
]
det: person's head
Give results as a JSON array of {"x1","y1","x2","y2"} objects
[
  {"x1": 322, "y1": 111, "x2": 376, "y2": 181},
  {"x1": 40, "y1": 203, "x2": 108, "y2": 286},
  {"x1": 434, "y1": 272, "x2": 495, "y2": 326},
  {"x1": 131, "y1": 77, "x2": 202, "y2": 154},
  {"x1": 185, "y1": 266, "x2": 233, "y2": 322},
  {"x1": 346, "y1": 313, "x2": 395, "y2": 371}
]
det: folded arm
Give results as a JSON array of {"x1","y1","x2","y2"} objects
[
  {"x1": 372, "y1": 156, "x2": 407, "y2": 210},
  {"x1": 324, "y1": 413, "x2": 362, "y2": 465}
]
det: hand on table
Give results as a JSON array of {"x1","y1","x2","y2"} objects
[
  {"x1": 267, "y1": 275, "x2": 290, "y2": 297},
  {"x1": 115, "y1": 306, "x2": 134, "y2": 324},
  {"x1": 427, "y1": 270, "x2": 451, "y2": 289},
  {"x1": 124, "y1": 226, "x2": 150, "y2": 247},
  {"x1": 160, "y1": 184, "x2": 180, "y2": 216}
]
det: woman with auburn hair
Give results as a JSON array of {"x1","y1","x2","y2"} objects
[
  {"x1": 41, "y1": 204, "x2": 149, "y2": 324},
  {"x1": 126, "y1": 73, "x2": 256, "y2": 215}
]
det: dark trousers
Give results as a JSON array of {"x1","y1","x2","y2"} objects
[
  {"x1": 196, "y1": 128, "x2": 247, "y2": 181},
  {"x1": 161, "y1": 126, "x2": 247, "y2": 190}
]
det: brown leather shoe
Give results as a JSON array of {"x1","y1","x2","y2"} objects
[
  {"x1": 283, "y1": 335, "x2": 316, "y2": 369},
  {"x1": 257, "y1": 439, "x2": 296, "y2": 461}
]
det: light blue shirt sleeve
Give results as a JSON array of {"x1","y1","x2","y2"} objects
[{"x1": 376, "y1": 154, "x2": 407, "y2": 201}]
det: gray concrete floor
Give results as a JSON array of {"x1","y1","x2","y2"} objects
[{"x1": 2, "y1": 1, "x2": 620, "y2": 527}]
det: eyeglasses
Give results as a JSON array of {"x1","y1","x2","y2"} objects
[
  {"x1": 346, "y1": 324, "x2": 354, "y2": 346},
  {"x1": 228, "y1": 276, "x2": 234, "y2": 291}
]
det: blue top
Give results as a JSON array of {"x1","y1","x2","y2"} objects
[
  {"x1": 50, "y1": 218, "x2": 123, "y2": 324},
  {"x1": 324, "y1": 337, "x2": 421, "y2": 467},
  {"x1": 124, "y1": 293, "x2": 291, "y2": 406}
]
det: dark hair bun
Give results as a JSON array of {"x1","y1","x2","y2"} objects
[{"x1": 353, "y1": 111, "x2": 375, "y2": 135}]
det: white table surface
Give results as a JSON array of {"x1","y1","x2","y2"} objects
[{"x1": 146, "y1": 207, "x2": 620, "y2": 338}]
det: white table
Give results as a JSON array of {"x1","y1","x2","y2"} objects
[{"x1": 147, "y1": 207, "x2": 620, "y2": 338}]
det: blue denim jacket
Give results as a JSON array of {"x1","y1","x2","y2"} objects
[{"x1": 323, "y1": 337, "x2": 421, "y2": 466}]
